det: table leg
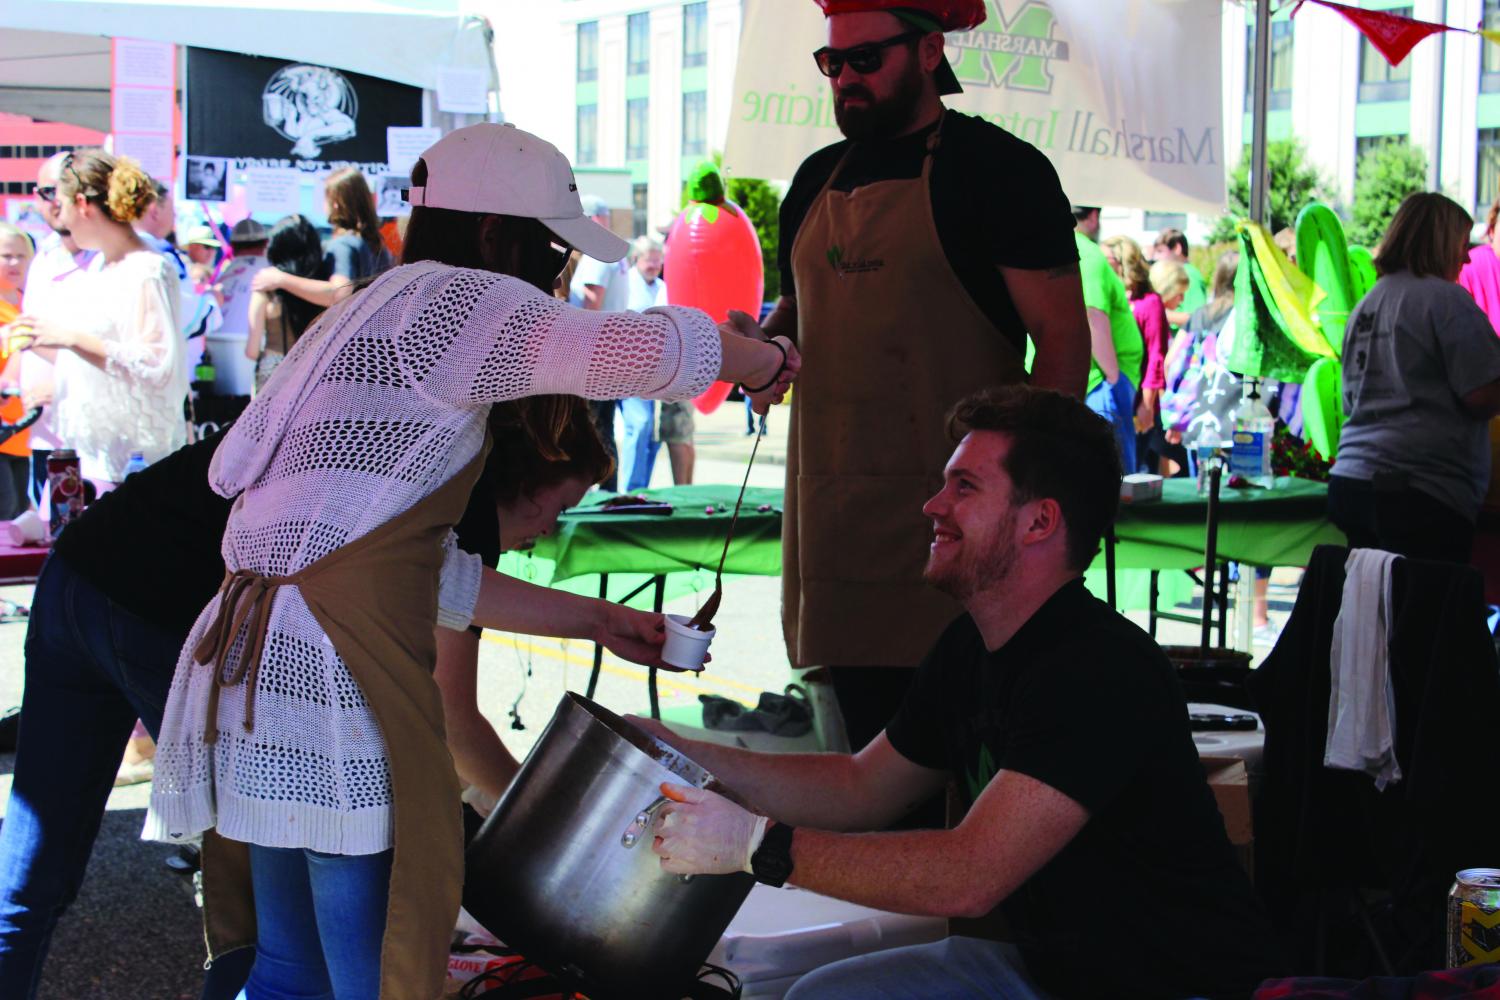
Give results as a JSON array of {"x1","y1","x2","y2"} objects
[
  {"x1": 1105, "y1": 529, "x2": 1117, "y2": 611},
  {"x1": 1201, "y1": 465, "x2": 1222, "y2": 652},
  {"x1": 1148, "y1": 571, "x2": 1160, "y2": 637},
  {"x1": 648, "y1": 575, "x2": 666, "y2": 720},
  {"x1": 586, "y1": 574, "x2": 610, "y2": 701}
]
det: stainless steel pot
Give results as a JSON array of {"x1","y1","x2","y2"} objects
[{"x1": 464, "y1": 693, "x2": 753, "y2": 999}]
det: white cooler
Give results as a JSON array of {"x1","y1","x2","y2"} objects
[{"x1": 708, "y1": 885, "x2": 946, "y2": 999}]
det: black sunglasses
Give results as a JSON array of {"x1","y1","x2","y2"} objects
[
  {"x1": 35, "y1": 185, "x2": 57, "y2": 205},
  {"x1": 813, "y1": 30, "x2": 925, "y2": 79}
]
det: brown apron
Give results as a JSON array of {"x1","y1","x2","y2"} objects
[
  {"x1": 193, "y1": 444, "x2": 489, "y2": 1000},
  {"x1": 785, "y1": 114, "x2": 1028, "y2": 668}
]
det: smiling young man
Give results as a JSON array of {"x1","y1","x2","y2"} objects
[
  {"x1": 640, "y1": 386, "x2": 1282, "y2": 999},
  {"x1": 762, "y1": 0, "x2": 1093, "y2": 762}
]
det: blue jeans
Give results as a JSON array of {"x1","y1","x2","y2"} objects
[
  {"x1": 785, "y1": 937, "x2": 1049, "y2": 999},
  {"x1": 240, "y1": 846, "x2": 392, "y2": 1000},
  {"x1": 0, "y1": 554, "x2": 254, "y2": 999},
  {"x1": 617, "y1": 397, "x2": 659, "y2": 492},
  {"x1": 1087, "y1": 372, "x2": 1137, "y2": 474}
]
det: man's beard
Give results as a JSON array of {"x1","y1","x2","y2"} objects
[
  {"x1": 833, "y1": 57, "x2": 924, "y2": 142},
  {"x1": 924, "y1": 511, "x2": 1020, "y2": 603}
]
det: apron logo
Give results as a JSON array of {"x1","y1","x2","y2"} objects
[
  {"x1": 946, "y1": 0, "x2": 1068, "y2": 95},
  {"x1": 826, "y1": 243, "x2": 884, "y2": 276}
]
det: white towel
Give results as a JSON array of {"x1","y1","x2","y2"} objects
[{"x1": 1325, "y1": 548, "x2": 1402, "y2": 790}]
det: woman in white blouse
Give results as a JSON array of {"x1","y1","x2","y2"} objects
[
  {"x1": 146, "y1": 124, "x2": 797, "y2": 999},
  {"x1": 8, "y1": 149, "x2": 186, "y2": 486}
]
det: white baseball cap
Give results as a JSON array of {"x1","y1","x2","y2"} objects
[{"x1": 407, "y1": 123, "x2": 629, "y2": 263}]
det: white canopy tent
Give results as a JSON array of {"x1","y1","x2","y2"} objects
[{"x1": 0, "y1": 0, "x2": 498, "y2": 132}]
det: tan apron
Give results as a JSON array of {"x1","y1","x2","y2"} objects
[
  {"x1": 193, "y1": 444, "x2": 489, "y2": 1000},
  {"x1": 785, "y1": 114, "x2": 1028, "y2": 668}
]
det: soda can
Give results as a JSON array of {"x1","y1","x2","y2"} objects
[
  {"x1": 1447, "y1": 868, "x2": 1500, "y2": 967},
  {"x1": 46, "y1": 448, "x2": 84, "y2": 541}
]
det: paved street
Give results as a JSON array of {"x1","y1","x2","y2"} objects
[{"x1": 0, "y1": 398, "x2": 1293, "y2": 997}]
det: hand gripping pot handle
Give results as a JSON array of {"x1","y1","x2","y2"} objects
[{"x1": 620, "y1": 793, "x2": 693, "y2": 883}]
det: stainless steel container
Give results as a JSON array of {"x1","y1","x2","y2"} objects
[{"x1": 464, "y1": 693, "x2": 753, "y2": 999}]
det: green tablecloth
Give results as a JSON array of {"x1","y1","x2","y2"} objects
[
  {"x1": 1103, "y1": 477, "x2": 1344, "y2": 570},
  {"x1": 497, "y1": 484, "x2": 783, "y2": 607},
  {"x1": 499, "y1": 479, "x2": 1343, "y2": 610}
]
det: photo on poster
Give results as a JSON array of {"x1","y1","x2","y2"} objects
[
  {"x1": 185, "y1": 156, "x2": 230, "y2": 201},
  {"x1": 186, "y1": 48, "x2": 422, "y2": 167},
  {"x1": 376, "y1": 174, "x2": 410, "y2": 217}
]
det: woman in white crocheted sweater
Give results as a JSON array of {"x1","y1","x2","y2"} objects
[
  {"x1": 145, "y1": 125, "x2": 797, "y2": 999},
  {"x1": 9, "y1": 149, "x2": 187, "y2": 484}
]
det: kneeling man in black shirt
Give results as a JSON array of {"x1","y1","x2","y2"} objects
[{"x1": 642, "y1": 386, "x2": 1282, "y2": 999}]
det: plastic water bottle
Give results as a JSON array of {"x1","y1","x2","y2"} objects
[
  {"x1": 124, "y1": 452, "x2": 148, "y2": 478},
  {"x1": 1229, "y1": 379, "x2": 1275, "y2": 488}
]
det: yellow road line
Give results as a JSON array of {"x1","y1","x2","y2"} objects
[{"x1": 480, "y1": 632, "x2": 761, "y2": 704}]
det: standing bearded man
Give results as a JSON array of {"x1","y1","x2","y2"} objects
[{"x1": 759, "y1": 0, "x2": 1091, "y2": 754}]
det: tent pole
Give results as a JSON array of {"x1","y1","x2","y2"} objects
[{"x1": 1249, "y1": 0, "x2": 1272, "y2": 225}]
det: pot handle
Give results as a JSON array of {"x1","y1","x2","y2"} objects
[
  {"x1": 620, "y1": 795, "x2": 668, "y2": 849},
  {"x1": 620, "y1": 794, "x2": 694, "y2": 884}
]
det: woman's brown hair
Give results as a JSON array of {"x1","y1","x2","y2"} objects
[
  {"x1": 1375, "y1": 192, "x2": 1472, "y2": 280},
  {"x1": 483, "y1": 396, "x2": 614, "y2": 506},
  {"x1": 58, "y1": 148, "x2": 155, "y2": 224},
  {"x1": 323, "y1": 167, "x2": 383, "y2": 250}
]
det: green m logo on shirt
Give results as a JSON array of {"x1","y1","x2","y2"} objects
[
  {"x1": 947, "y1": 0, "x2": 1069, "y2": 95},
  {"x1": 965, "y1": 743, "x2": 999, "y2": 802}
]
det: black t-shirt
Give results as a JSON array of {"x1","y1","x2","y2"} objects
[
  {"x1": 886, "y1": 580, "x2": 1281, "y2": 1000},
  {"x1": 777, "y1": 111, "x2": 1078, "y2": 356},
  {"x1": 55, "y1": 432, "x2": 504, "y2": 639}
]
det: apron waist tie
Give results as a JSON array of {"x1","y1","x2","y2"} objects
[{"x1": 192, "y1": 567, "x2": 294, "y2": 744}]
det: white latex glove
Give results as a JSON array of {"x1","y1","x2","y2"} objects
[
  {"x1": 652, "y1": 782, "x2": 768, "y2": 876},
  {"x1": 461, "y1": 784, "x2": 499, "y2": 819}
]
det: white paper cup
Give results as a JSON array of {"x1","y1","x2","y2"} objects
[
  {"x1": 662, "y1": 613, "x2": 716, "y2": 671},
  {"x1": 6, "y1": 510, "x2": 44, "y2": 546}
]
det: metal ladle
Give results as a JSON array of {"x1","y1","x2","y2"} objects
[{"x1": 686, "y1": 413, "x2": 766, "y2": 631}]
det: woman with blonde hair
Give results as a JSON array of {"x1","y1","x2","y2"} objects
[
  {"x1": 0, "y1": 222, "x2": 36, "y2": 518},
  {"x1": 251, "y1": 167, "x2": 393, "y2": 308},
  {"x1": 4, "y1": 149, "x2": 185, "y2": 486},
  {"x1": 1331, "y1": 192, "x2": 1500, "y2": 561}
]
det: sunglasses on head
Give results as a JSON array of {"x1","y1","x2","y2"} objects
[{"x1": 813, "y1": 29, "x2": 925, "y2": 79}]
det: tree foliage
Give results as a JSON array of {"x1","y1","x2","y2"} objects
[
  {"x1": 1210, "y1": 139, "x2": 1334, "y2": 243},
  {"x1": 1348, "y1": 140, "x2": 1428, "y2": 249}
]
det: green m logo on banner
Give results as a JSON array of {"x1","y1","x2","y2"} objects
[{"x1": 948, "y1": 0, "x2": 1069, "y2": 94}]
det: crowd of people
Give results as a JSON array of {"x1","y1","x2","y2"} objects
[{"x1": 1, "y1": 0, "x2": 1499, "y2": 997}]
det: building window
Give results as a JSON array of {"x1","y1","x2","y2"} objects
[
  {"x1": 632, "y1": 183, "x2": 649, "y2": 238},
  {"x1": 1479, "y1": 128, "x2": 1500, "y2": 215},
  {"x1": 684, "y1": 2, "x2": 708, "y2": 69},
  {"x1": 1357, "y1": 6, "x2": 1412, "y2": 103},
  {"x1": 1143, "y1": 212, "x2": 1188, "y2": 234},
  {"x1": 626, "y1": 98, "x2": 649, "y2": 160},
  {"x1": 578, "y1": 21, "x2": 598, "y2": 83},
  {"x1": 1244, "y1": 20, "x2": 1293, "y2": 111},
  {"x1": 1355, "y1": 134, "x2": 1406, "y2": 165},
  {"x1": 682, "y1": 91, "x2": 707, "y2": 156},
  {"x1": 628, "y1": 12, "x2": 650, "y2": 75},
  {"x1": 577, "y1": 105, "x2": 598, "y2": 166},
  {"x1": 1485, "y1": 1, "x2": 1500, "y2": 92}
]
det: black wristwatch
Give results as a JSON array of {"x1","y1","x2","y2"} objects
[{"x1": 750, "y1": 821, "x2": 795, "y2": 887}]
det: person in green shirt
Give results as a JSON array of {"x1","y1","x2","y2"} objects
[
  {"x1": 1075, "y1": 206, "x2": 1144, "y2": 472},
  {"x1": 1153, "y1": 227, "x2": 1207, "y2": 327}
]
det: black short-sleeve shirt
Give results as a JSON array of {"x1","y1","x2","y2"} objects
[
  {"x1": 886, "y1": 580, "x2": 1282, "y2": 999},
  {"x1": 777, "y1": 111, "x2": 1077, "y2": 356},
  {"x1": 58, "y1": 431, "x2": 504, "y2": 639}
]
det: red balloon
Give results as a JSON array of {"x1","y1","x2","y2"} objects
[{"x1": 664, "y1": 198, "x2": 765, "y2": 415}]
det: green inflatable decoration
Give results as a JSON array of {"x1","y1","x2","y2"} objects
[{"x1": 1291, "y1": 203, "x2": 1378, "y2": 460}]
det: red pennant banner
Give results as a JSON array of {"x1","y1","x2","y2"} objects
[{"x1": 1295, "y1": 0, "x2": 1454, "y2": 66}]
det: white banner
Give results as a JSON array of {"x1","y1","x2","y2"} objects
[{"x1": 725, "y1": 0, "x2": 1225, "y2": 216}]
